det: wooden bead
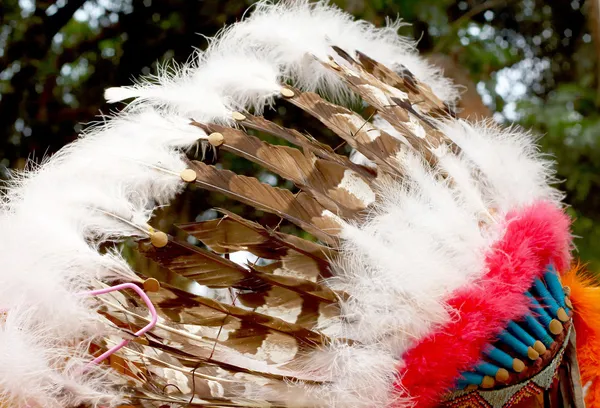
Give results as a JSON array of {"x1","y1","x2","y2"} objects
[
  {"x1": 180, "y1": 169, "x2": 197, "y2": 182},
  {"x1": 208, "y1": 132, "x2": 224, "y2": 147},
  {"x1": 481, "y1": 376, "x2": 495, "y2": 389},
  {"x1": 495, "y1": 368, "x2": 510, "y2": 383},
  {"x1": 232, "y1": 111, "x2": 246, "y2": 122},
  {"x1": 143, "y1": 278, "x2": 160, "y2": 293},
  {"x1": 150, "y1": 230, "x2": 168, "y2": 248},
  {"x1": 512, "y1": 358, "x2": 525, "y2": 373},
  {"x1": 533, "y1": 340, "x2": 547, "y2": 355},
  {"x1": 280, "y1": 87, "x2": 295, "y2": 98},
  {"x1": 557, "y1": 307, "x2": 569, "y2": 323},
  {"x1": 565, "y1": 296, "x2": 573, "y2": 309},
  {"x1": 527, "y1": 346, "x2": 539, "y2": 360},
  {"x1": 549, "y1": 319, "x2": 563, "y2": 335}
]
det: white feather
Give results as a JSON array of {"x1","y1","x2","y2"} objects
[
  {"x1": 210, "y1": 0, "x2": 458, "y2": 103},
  {"x1": 105, "y1": 0, "x2": 458, "y2": 123},
  {"x1": 438, "y1": 119, "x2": 562, "y2": 212},
  {"x1": 0, "y1": 306, "x2": 122, "y2": 408}
]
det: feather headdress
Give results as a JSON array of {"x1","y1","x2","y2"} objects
[{"x1": 0, "y1": 1, "x2": 592, "y2": 407}]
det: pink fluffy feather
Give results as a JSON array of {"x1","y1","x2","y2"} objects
[{"x1": 393, "y1": 201, "x2": 572, "y2": 407}]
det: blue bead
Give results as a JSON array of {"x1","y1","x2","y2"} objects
[
  {"x1": 497, "y1": 330, "x2": 530, "y2": 359},
  {"x1": 544, "y1": 266, "x2": 569, "y2": 312},
  {"x1": 523, "y1": 314, "x2": 554, "y2": 347},
  {"x1": 475, "y1": 361, "x2": 501, "y2": 378},
  {"x1": 507, "y1": 321, "x2": 536, "y2": 347},
  {"x1": 459, "y1": 372, "x2": 484, "y2": 386},
  {"x1": 527, "y1": 292, "x2": 553, "y2": 327},
  {"x1": 483, "y1": 345, "x2": 515, "y2": 370},
  {"x1": 533, "y1": 278, "x2": 561, "y2": 316}
]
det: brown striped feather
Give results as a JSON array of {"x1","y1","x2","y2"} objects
[
  {"x1": 187, "y1": 160, "x2": 341, "y2": 245},
  {"x1": 353, "y1": 50, "x2": 451, "y2": 117},
  {"x1": 138, "y1": 238, "x2": 338, "y2": 327},
  {"x1": 178, "y1": 209, "x2": 335, "y2": 265},
  {"x1": 282, "y1": 87, "x2": 407, "y2": 174},
  {"x1": 112, "y1": 351, "x2": 282, "y2": 408},
  {"x1": 249, "y1": 250, "x2": 326, "y2": 283},
  {"x1": 234, "y1": 115, "x2": 375, "y2": 179},
  {"x1": 191, "y1": 123, "x2": 374, "y2": 217},
  {"x1": 178, "y1": 215, "x2": 281, "y2": 258},
  {"x1": 127, "y1": 386, "x2": 279, "y2": 408},
  {"x1": 322, "y1": 48, "x2": 450, "y2": 154},
  {"x1": 177, "y1": 211, "x2": 333, "y2": 284},
  {"x1": 138, "y1": 239, "x2": 259, "y2": 289},
  {"x1": 99, "y1": 286, "x2": 326, "y2": 368}
]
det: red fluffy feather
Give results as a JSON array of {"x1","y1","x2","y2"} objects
[{"x1": 394, "y1": 201, "x2": 572, "y2": 407}]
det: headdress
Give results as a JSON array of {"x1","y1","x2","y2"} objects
[{"x1": 1, "y1": 1, "x2": 597, "y2": 407}]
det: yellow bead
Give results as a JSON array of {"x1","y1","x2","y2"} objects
[
  {"x1": 150, "y1": 231, "x2": 168, "y2": 248},
  {"x1": 143, "y1": 278, "x2": 161, "y2": 293},
  {"x1": 180, "y1": 168, "x2": 197, "y2": 182}
]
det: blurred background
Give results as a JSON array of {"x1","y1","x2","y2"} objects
[{"x1": 1, "y1": 0, "x2": 599, "y2": 270}]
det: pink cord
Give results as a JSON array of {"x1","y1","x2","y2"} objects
[{"x1": 83, "y1": 282, "x2": 158, "y2": 370}]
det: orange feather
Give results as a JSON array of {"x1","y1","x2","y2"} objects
[{"x1": 562, "y1": 264, "x2": 600, "y2": 407}]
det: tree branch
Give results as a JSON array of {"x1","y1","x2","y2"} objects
[
  {"x1": 57, "y1": 22, "x2": 122, "y2": 67},
  {"x1": 587, "y1": 0, "x2": 600, "y2": 106},
  {"x1": 0, "y1": 0, "x2": 87, "y2": 153},
  {"x1": 433, "y1": 0, "x2": 516, "y2": 53},
  {"x1": 43, "y1": 0, "x2": 87, "y2": 40},
  {"x1": 1, "y1": 0, "x2": 87, "y2": 70}
]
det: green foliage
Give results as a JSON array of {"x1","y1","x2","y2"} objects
[{"x1": 519, "y1": 83, "x2": 600, "y2": 269}]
